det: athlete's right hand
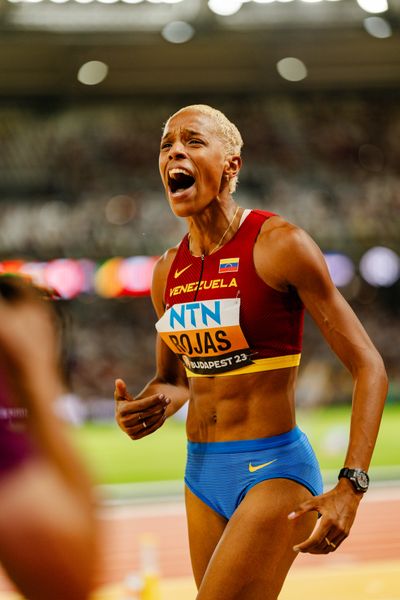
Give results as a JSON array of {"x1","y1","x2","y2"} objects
[{"x1": 114, "y1": 378, "x2": 171, "y2": 440}]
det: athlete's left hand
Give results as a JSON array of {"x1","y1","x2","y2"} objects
[{"x1": 288, "y1": 478, "x2": 363, "y2": 554}]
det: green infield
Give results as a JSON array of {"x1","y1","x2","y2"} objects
[{"x1": 71, "y1": 403, "x2": 400, "y2": 485}]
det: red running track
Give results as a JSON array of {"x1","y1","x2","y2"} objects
[{"x1": 0, "y1": 486, "x2": 399, "y2": 592}]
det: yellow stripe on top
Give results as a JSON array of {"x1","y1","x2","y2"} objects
[{"x1": 184, "y1": 353, "x2": 301, "y2": 378}]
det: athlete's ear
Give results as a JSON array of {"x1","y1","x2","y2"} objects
[{"x1": 224, "y1": 155, "x2": 242, "y2": 180}]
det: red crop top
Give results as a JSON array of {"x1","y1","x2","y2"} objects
[{"x1": 156, "y1": 210, "x2": 304, "y2": 377}]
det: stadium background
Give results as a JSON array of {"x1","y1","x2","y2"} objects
[{"x1": 0, "y1": 0, "x2": 399, "y2": 598}]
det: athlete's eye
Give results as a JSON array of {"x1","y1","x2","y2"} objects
[
  {"x1": 160, "y1": 142, "x2": 172, "y2": 150},
  {"x1": 188, "y1": 139, "x2": 203, "y2": 145}
]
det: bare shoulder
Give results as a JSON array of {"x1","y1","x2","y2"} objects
[
  {"x1": 151, "y1": 245, "x2": 179, "y2": 316},
  {"x1": 152, "y1": 246, "x2": 178, "y2": 282},
  {"x1": 255, "y1": 215, "x2": 329, "y2": 291},
  {"x1": 258, "y1": 215, "x2": 309, "y2": 248}
]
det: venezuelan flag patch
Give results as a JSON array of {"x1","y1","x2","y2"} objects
[{"x1": 218, "y1": 257, "x2": 240, "y2": 274}]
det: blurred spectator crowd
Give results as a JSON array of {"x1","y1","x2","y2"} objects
[
  {"x1": 0, "y1": 92, "x2": 398, "y2": 413},
  {"x1": 0, "y1": 93, "x2": 399, "y2": 258}
]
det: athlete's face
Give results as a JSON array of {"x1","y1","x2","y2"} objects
[{"x1": 159, "y1": 109, "x2": 231, "y2": 217}]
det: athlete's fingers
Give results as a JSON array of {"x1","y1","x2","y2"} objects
[
  {"x1": 294, "y1": 533, "x2": 340, "y2": 554},
  {"x1": 327, "y1": 534, "x2": 346, "y2": 551},
  {"x1": 122, "y1": 404, "x2": 166, "y2": 428},
  {"x1": 288, "y1": 497, "x2": 319, "y2": 520},
  {"x1": 322, "y1": 525, "x2": 350, "y2": 551},
  {"x1": 293, "y1": 537, "x2": 329, "y2": 554},
  {"x1": 118, "y1": 394, "x2": 170, "y2": 417},
  {"x1": 138, "y1": 394, "x2": 171, "y2": 415},
  {"x1": 126, "y1": 413, "x2": 166, "y2": 440},
  {"x1": 125, "y1": 411, "x2": 163, "y2": 434},
  {"x1": 114, "y1": 378, "x2": 129, "y2": 401},
  {"x1": 292, "y1": 516, "x2": 320, "y2": 553},
  {"x1": 293, "y1": 516, "x2": 344, "y2": 554},
  {"x1": 290, "y1": 508, "x2": 329, "y2": 554},
  {"x1": 290, "y1": 484, "x2": 358, "y2": 554},
  {"x1": 293, "y1": 527, "x2": 331, "y2": 554},
  {"x1": 293, "y1": 511, "x2": 350, "y2": 554},
  {"x1": 116, "y1": 392, "x2": 171, "y2": 437}
]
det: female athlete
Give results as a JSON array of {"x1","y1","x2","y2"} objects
[{"x1": 115, "y1": 105, "x2": 388, "y2": 600}]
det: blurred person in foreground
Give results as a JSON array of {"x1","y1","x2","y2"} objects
[
  {"x1": 115, "y1": 105, "x2": 388, "y2": 600},
  {"x1": 0, "y1": 275, "x2": 96, "y2": 600}
]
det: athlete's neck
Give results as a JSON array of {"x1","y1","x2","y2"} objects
[{"x1": 188, "y1": 204, "x2": 243, "y2": 257}]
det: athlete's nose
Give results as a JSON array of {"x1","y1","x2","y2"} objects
[{"x1": 168, "y1": 140, "x2": 187, "y2": 160}]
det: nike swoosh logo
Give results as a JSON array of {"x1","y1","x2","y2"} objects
[
  {"x1": 174, "y1": 264, "x2": 192, "y2": 279},
  {"x1": 248, "y1": 459, "x2": 278, "y2": 473}
]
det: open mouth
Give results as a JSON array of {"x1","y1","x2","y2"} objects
[{"x1": 168, "y1": 168, "x2": 196, "y2": 194}]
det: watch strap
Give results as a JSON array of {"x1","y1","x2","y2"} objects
[
  {"x1": 338, "y1": 467, "x2": 369, "y2": 492},
  {"x1": 339, "y1": 467, "x2": 354, "y2": 479}
]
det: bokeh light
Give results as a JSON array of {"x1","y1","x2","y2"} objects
[
  {"x1": 357, "y1": 0, "x2": 388, "y2": 14},
  {"x1": 324, "y1": 253, "x2": 355, "y2": 288},
  {"x1": 162, "y1": 21, "x2": 195, "y2": 44},
  {"x1": 276, "y1": 57, "x2": 307, "y2": 82},
  {"x1": 0, "y1": 259, "x2": 24, "y2": 274},
  {"x1": 94, "y1": 258, "x2": 125, "y2": 298},
  {"x1": 363, "y1": 16, "x2": 392, "y2": 38},
  {"x1": 77, "y1": 61, "x2": 109, "y2": 86},
  {"x1": 119, "y1": 256, "x2": 158, "y2": 296},
  {"x1": 20, "y1": 262, "x2": 47, "y2": 287},
  {"x1": 105, "y1": 195, "x2": 137, "y2": 226},
  {"x1": 360, "y1": 247, "x2": 400, "y2": 287},
  {"x1": 44, "y1": 259, "x2": 86, "y2": 299},
  {"x1": 208, "y1": 0, "x2": 243, "y2": 16}
]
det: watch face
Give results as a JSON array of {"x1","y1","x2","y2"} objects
[{"x1": 356, "y1": 471, "x2": 369, "y2": 490}]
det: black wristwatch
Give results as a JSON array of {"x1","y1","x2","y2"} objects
[{"x1": 338, "y1": 467, "x2": 369, "y2": 493}]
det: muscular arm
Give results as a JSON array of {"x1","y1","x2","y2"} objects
[
  {"x1": 115, "y1": 249, "x2": 189, "y2": 438},
  {"x1": 255, "y1": 219, "x2": 388, "y2": 552},
  {"x1": 281, "y1": 226, "x2": 387, "y2": 470}
]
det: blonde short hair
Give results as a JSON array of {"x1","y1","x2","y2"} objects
[{"x1": 167, "y1": 104, "x2": 243, "y2": 193}]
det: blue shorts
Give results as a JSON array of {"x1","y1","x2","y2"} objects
[{"x1": 184, "y1": 426, "x2": 323, "y2": 520}]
